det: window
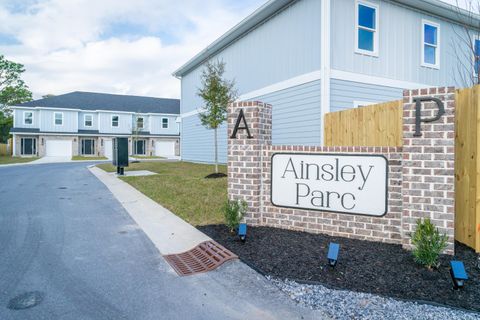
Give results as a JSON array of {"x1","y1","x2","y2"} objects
[
  {"x1": 54, "y1": 112, "x2": 63, "y2": 126},
  {"x1": 136, "y1": 117, "x2": 144, "y2": 129},
  {"x1": 84, "y1": 114, "x2": 93, "y2": 127},
  {"x1": 112, "y1": 115, "x2": 119, "y2": 127},
  {"x1": 81, "y1": 139, "x2": 95, "y2": 155},
  {"x1": 162, "y1": 118, "x2": 169, "y2": 129},
  {"x1": 356, "y1": 1, "x2": 378, "y2": 56},
  {"x1": 24, "y1": 111, "x2": 33, "y2": 125},
  {"x1": 21, "y1": 138, "x2": 36, "y2": 155},
  {"x1": 422, "y1": 20, "x2": 440, "y2": 68},
  {"x1": 133, "y1": 139, "x2": 146, "y2": 155},
  {"x1": 474, "y1": 38, "x2": 480, "y2": 75}
]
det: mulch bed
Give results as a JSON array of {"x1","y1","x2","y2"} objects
[
  {"x1": 198, "y1": 225, "x2": 480, "y2": 312},
  {"x1": 204, "y1": 173, "x2": 227, "y2": 179}
]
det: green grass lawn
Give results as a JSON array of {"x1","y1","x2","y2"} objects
[
  {"x1": 72, "y1": 156, "x2": 108, "y2": 161},
  {"x1": 0, "y1": 156, "x2": 38, "y2": 165},
  {"x1": 97, "y1": 161, "x2": 227, "y2": 226}
]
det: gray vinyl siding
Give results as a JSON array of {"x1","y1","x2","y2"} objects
[
  {"x1": 14, "y1": 109, "x2": 39, "y2": 128},
  {"x1": 181, "y1": 116, "x2": 227, "y2": 164},
  {"x1": 180, "y1": 0, "x2": 321, "y2": 115},
  {"x1": 98, "y1": 113, "x2": 132, "y2": 134},
  {"x1": 331, "y1": 0, "x2": 472, "y2": 87},
  {"x1": 78, "y1": 112, "x2": 98, "y2": 130},
  {"x1": 253, "y1": 79, "x2": 322, "y2": 145},
  {"x1": 39, "y1": 110, "x2": 78, "y2": 132},
  {"x1": 330, "y1": 79, "x2": 403, "y2": 112}
]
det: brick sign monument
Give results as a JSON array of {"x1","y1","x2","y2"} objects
[{"x1": 227, "y1": 87, "x2": 455, "y2": 254}]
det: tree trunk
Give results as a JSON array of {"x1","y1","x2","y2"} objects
[{"x1": 214, "y1": 127, "x2": 218, "y2": 173}]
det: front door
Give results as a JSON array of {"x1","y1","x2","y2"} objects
[{"x1": 21, "y1": 137, "x2": 36, "y2": 156}]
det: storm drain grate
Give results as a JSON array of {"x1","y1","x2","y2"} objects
[{"x1": 163, "y1": 241, "x2": 237, "y2": 276}]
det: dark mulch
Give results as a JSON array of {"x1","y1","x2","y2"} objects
[
  {"x1": 198, "y1": 224, "x2": 480, "y2": 312},
  {"x1": 204, "y1": 173, "x2": 227, "y2": 179}
]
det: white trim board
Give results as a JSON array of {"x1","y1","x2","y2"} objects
[
  {"x1": 330, "y1": 69, "x2": 432, "y2": 89},
  {"x1": 238, "y1": 70, "x2": 322, "y2": 101}
]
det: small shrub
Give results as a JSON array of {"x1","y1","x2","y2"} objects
[
  {"x1": 223, "y1": 199, "x2": 247, "y2": 233},
  {"x1": 410, "y1": 218, "x2": 448, "y2": 269}
]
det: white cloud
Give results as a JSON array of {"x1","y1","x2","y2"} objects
[{"x1": 0, "y1": 0, "x2": 264, "y2": 99}]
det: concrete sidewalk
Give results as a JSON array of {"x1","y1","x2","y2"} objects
[{"x1": 89, "y1": 166, "x2": 211, "y2": 255}]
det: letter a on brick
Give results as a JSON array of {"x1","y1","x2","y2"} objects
[{"x1": 230, "y1": 109, "x2": 253, "y2": 139}]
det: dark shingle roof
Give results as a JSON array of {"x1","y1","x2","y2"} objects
[{"x1": 18, "y1": 91, "x2": 180, "y2": 114}]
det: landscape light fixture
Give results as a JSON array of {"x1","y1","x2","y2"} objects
[
  {"x1": 450, "y1": 261, "x2": 468, "y2": 289},
  {"x1": 238, "y1": 223, "x2": 247, "y2": 242},
  {"x1": 327, "y1": 242, "x2": 340, "y2": 267}
]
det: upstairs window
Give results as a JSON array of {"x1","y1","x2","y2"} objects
[
  {"x1": 84, "y1": 114, "x2": 93, "y2": 127},
  {"x1": 422, "y1": 20, "x2": 440, "y2": 68},
  {"x1": 162, "y1": 117, "x2": 169, "y2": 129},
  {"x1": 356, "y1": 1, "x2": 378, "y2": 56},
  {"x1": 112, "y1": 115, "x2": 119, "y2": 127},
  {"x1": 24, "y1": 111, "x2": 33, "y2": 125},
  {"x1": 54, "y1": 112, "x2": 63, "y2": 126},
  {"x1": 475, "y1": 38, "x2": 480, "y2": 75},
  {"x1": 136, "y1": 117, "x2": 144, "y2": 129}
]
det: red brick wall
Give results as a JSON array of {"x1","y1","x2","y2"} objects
[{"x1": 227, "y1": 87, "x2": 456, "y2": 254}]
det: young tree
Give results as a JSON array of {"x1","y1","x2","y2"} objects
[
  {"x1": 197, "y1": 60, "x2": 237, "y2": 175},
  {"x1": 452, "y1": 1, "x2": 480, "y2": 87},
  {"x1": 0, "y1": 55, "x2": 32, "y2": 142}
]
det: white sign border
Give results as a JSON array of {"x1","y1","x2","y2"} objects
[{"x1": 270, "y1": 152, "x2": 390, "y2": 217}]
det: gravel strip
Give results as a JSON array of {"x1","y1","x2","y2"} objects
[{"x1": 270, "y1": 278, "x2": 480, "y2": 320}]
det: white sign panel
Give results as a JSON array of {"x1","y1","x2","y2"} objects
[{"x1": 271, "y1": 153, "x2": 388, "y2": 216}]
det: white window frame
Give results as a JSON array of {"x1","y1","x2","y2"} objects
[
  {"x1": 111, "y1": 115, "x2": 119, "y2": 128},
  {"x1": 161, "y1": 117, "x2": 169, "y2": 129},
  {"x1": 23, "y1": 111, "x2": 34, "y2": 125},
  {"x1": 136, "y1": 116, "x2": 144, "y2": 130},
  {"x1": 421, "y1": 19, "x2": 440, "y2": 69},
  {"x1": 353, "y1": 101, "x2": 376, "y2": 108},
  {"x1": 84, "y1": 114, "x2": 93, "y2": 127},
  {"x1": 355, "y1": 0, "x2": 379, "y2": 57},
  {"x1": 473, "y1": 35, "x2": 480, "y2": 77},
  {"x1": 53, "y1": 112, "x2": 63, "y2": 126}
]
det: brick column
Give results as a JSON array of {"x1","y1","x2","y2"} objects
[
  {"x1": 227, "y1": 101, "x2": 272, "y2": 225},
  {"x1": 402, "y1": 87, "x2": 455, "y2": 254}
]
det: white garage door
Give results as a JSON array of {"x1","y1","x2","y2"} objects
[
  {"x1": 155, "y1": 140, "x2": 175, "y2": 157},
  {"x1": 46, "y1": 140, "x2": 72, "y2": 157},
  {"x1": 104, "y1": 139, "x2": 113, "y2": 160}
]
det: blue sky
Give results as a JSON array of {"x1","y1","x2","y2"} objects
[
  {"x1": 0, "y1": 0, "x2": 466, "y2": 99},
  {"x1": 0, "y1": 0, "x2": 264, "y2": 98}
]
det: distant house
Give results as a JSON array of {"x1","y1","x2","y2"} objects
[
  {"x1": 10, "y1": 91, "x2": 180, "y2": 158},
  {"x1": 173, "y1": 0, "x2": 480, "y2": 164}
]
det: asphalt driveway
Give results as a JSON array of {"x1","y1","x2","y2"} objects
[{"x1": 0, "y1": 162, "x2": 325, "y2": 320}]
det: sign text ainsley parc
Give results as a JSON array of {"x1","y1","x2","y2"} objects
[{"x1": 271, "y1": 153, "x2": 388, "y2": 216}]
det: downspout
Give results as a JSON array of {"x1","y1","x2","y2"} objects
[{"x1": 320, "y1": 0, "x2": 331, "y2": 145}]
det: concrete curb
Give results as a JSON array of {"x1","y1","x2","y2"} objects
[{"x1": 88, "y1": 166, "x2": 211, "y2": 255}]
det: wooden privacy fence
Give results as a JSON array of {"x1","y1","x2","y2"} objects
[
  {"x1": 0, "y1": 143, "x2": 9, "y2": 156},
  {"x1": 324, "y1": 100, "x2": 403, "y2": 147},
  {"x1": 455, "y1": 86, "x2": 480, "y2": 252}
]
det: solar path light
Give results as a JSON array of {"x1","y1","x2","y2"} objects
[
  {"x1": 238, "y1": 223, "x2": 247, "y2": 242},
  {"x1": 327, "y1": 243, "x2": 340, "y2": 267},
  {"x1": 450, "y1": 261, "x2": 468, "y2": 289}
]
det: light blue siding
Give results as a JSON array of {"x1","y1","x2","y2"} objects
[
  {"x1": 181, "y1": 116, "x2": 227, "y2": 164},
  {"x1": 39, "y1": 110, "x2": 78, "y2": 132},
  {"x1": 331, "y1": 0, "x2": 471, "y2": 87},
  {"x1": 78, "y1": 112, "x2": 98, "y2": 130},
  {"x1": 330, "y1": 79, "x2": 403, "y2": 112},
  {"x1": 150, "y1": 115, "x2": 179, "y2": 135},
  {"x1": 253, "y1": 80, "x2": 321, "y2": 145},
  {"x1": 181, "y1": 0, "x2": 321, "y2": 115},
  {"x1": 98, "y1": 113, "x2": 132, "y2": 134},
  {"x1": 14, "y1": 109, "x2": 39, "y2": 128}
]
